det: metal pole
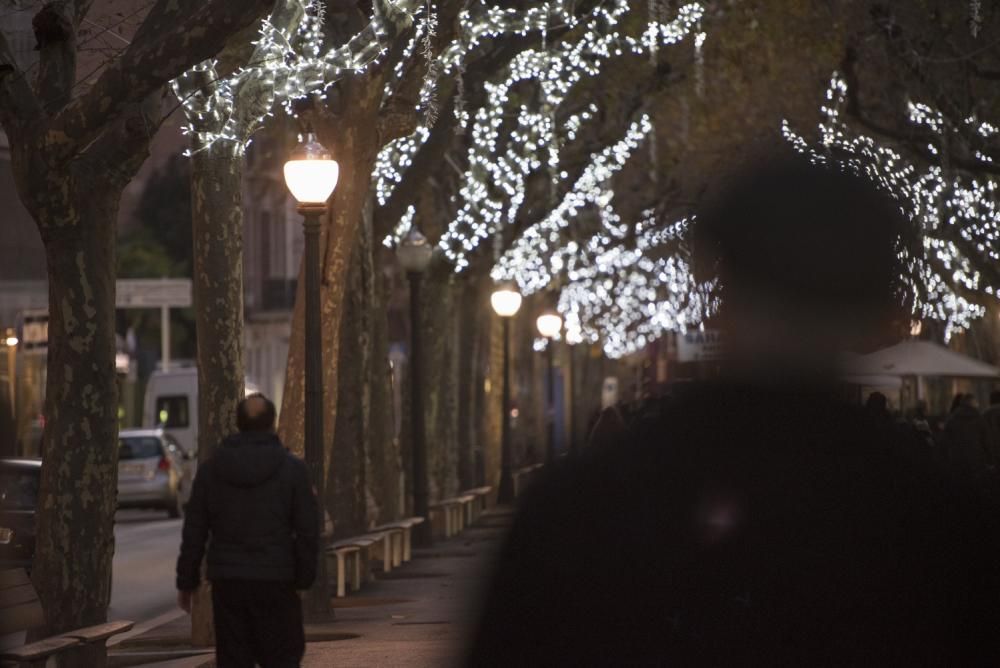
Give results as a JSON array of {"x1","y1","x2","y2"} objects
[
  {"x1": 546, "y1": 341, "x2": 555, "y2": 464},
  {"x1": 496, "y1": 318, "x2": 514, "y2": 505},
  {"x1": 409, "y1": 272, "x2": 432, "y2": 546},
  {"x1": 301, "y1": 206, "x2": 332, "y2": 621},
  {"x1": 7, "y1": 344, "x2": 15, "y2": 419},
  {"x1": 161, "y1": 305, "x2": 170, "y2": 372}
]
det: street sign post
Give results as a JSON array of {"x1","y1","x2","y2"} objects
[{"x1": 117, "y1": 280, "x2": 192, "y2": 372}]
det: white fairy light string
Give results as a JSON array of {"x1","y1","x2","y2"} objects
[
  {"x1": 372, "y1": 1, "x2": 707, "y2": 356},
  {"x1": 782, "y1": 73, "x2": 1000, "y2": 340},
  {"x1": 172, "y1": 0, "x2": 420, "y2": 156}
]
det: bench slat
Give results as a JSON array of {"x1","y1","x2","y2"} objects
[
  {"x1": 64, "y1": 620, "x2": 135, "y2": 643},
  {"x1": 0, "y1": 635, "x2": 80, "y2": 661}
]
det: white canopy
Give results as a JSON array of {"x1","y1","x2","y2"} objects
[{"x1": 844, "y1": 340, "x2": 1000, "y2": 379}]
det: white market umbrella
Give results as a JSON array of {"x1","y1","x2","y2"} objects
[{"x1": 844, "y1": 340, "x2": 1000, "y2": 379}]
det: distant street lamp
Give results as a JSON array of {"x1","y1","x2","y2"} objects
[
  {"x1": 396, "y1": 227, "x2": 434, "y2": 546},
  {"x1": 491, "y1": 283, "x2": 522, "y2": 504},
  {"x1": 536, "y1": 309, "x2": 562, "y2": 463},
  {"x1": 284, "y1": 132, "x2": 339, "y2": 621}
]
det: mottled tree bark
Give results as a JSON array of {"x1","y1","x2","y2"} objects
[
  {"x1": 188, "y1": 149, "x2": 245, "y2": 646},
  {"x1": 456, "y1": 280, "x2": 486, "y2": 491},
  {"x1": 367, "y1": 245, "x2": 401, "y2": 524},
  {"x1": 0, "y1": 1, "x2": 272, "y2": 659},
  {"x1": 479, "y1": 316, "x2": 504, "y2": 496},
  {"x1": 32, "y1": 180, "x2": 120, "y2": 667},
  {"x1": 418, "y1": 268, "x2": 460, "y2": 500},
  {"x1": 330, "y1": 211, "x2": 372, "y2": 538}
]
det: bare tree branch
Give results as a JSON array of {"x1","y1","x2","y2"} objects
[
  {"x1": 841, "y1": 45, "x2": 1000, "y2": 176},
  {"x1": 0, "y1": 29, "x2": 41, "y2": 134},
  {"x1": 46, "y1": 0, "x2": 274, "y2": 158},
  {"x1": 32, "y1": 1, "x2": 77, "y2": 112}
]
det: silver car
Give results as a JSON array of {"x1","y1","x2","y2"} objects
[{"x1": 117, "y1": 428, "x2": 193, "y2": 518}]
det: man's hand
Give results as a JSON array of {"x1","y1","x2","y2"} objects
[{"x1": 177, "y1": 590, "x2": 193, "y2": 614}]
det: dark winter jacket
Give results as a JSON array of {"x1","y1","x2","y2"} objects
[
  {"x1": 176, "y1": 432, "x2": 319, "y2": 591},
  {"x1": 944, "y1": 405, "x2": 994, "y2": 479},
  {"x1": 467, "y1": 384, "x2": 1000, "y2": 665}
]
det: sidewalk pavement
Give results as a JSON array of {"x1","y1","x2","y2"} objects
[{"x1": 109, "y1": 508, "x2": 513, "y2": 668}]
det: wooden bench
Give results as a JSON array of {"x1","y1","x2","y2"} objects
[
  {"x1": 372, "y1": 517, "x2": 426, "y2": 562},
  {"x1": 460, "y1": 486, "x2": 493, "y2": 521},
  {"x1": 326, "y1": 542, "x2": 362, "y2": 598},
  {"x1": 429, "y1": 499, "x2": 462, "y2": 539},
  {"x1": 0, "y1": 568, "x2": 133, "y2": 668}
]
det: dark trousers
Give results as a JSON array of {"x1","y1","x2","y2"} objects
[{"x1": 211, "y1": 579, "x2": 305, "y2": 668}]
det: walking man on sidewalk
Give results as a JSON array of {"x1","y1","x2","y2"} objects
[{"x1": 176, "y1": 394, "x2": 319, "y2": 667}]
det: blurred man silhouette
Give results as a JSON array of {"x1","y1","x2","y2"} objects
[{"x1": 465, "y1": 151, "x2": 1000, "y2": 666}]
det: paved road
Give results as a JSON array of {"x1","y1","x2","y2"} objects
[{"x1": 109, "y1": 509, "x2": 183, "y2": 623}]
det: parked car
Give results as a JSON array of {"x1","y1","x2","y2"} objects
[
  {"x1": 117, "y1": 428, "x2": 191, "y2": 518},
  {"x1": 0, "y1": 458, "x2": 41, "y2": 572}
]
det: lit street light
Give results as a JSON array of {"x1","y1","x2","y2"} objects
[
  {"x1": 396, "y1": 227, "x2": 434, "y2": 546},
  {"x1": 536, "y1": 309, "x2": 562, "y2": 463},
  {"x1": 284, "y1": 132, "x2": 339, "y2": 621},
  {"x1": 491, "y1": 283, "x2": 522, "y2": 505}
]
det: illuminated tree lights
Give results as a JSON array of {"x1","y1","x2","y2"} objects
[
  {"x1": 172, "y1": 0, "x2": 420, "y2": 156},
  {"x1": 374, "y1": 1, "x2": 708, "y2": 357},
  {"x1": 783, "y1": 73, "x2": 1000, "y2": 340}
]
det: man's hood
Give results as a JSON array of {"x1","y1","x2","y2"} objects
[{"x1": 214, "y1": 432, "x2": 286, "y2": 487}]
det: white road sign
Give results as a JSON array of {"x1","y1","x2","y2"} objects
[{"x1": 116, "y1": 279, "x2": 192, "y2": 309}]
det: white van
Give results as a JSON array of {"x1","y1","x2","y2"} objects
[{"x1": 142, "y1": 366, "x2": 261, "y2": 460}]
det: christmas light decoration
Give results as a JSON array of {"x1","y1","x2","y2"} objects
[
  {"x1": 373, "y1": 1, "x2": 707, "y2": 357},
  {"x1": 172, "y1": 0, "x2": 420, "y2": 156},
  {"x1": 783, "y1": 73, "x2": 1000, "y2": 340}
]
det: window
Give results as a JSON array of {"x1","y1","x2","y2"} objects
[
  {"x1": 156, "y1": 396, "x2": 189, "y2": 428},
  {"x1": 119, "y1": 437, "x2": 163, "y2": 460}
]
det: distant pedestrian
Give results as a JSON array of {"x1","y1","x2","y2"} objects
[
  {"x1": 944, "y1": 393, "x2": 994, "y2": 486},
  {"x1": 863, "y1": 391, "x2": 891, "y2": 423},
  {"x1": 985, "y1": 390, "x2": 1000, "y2": 459},
  {"x1": 177, "y1": 394, "x2": 319, "y2": 668},
  {"x1": 586, "y1": 405, "x2": 626, "y2": 449}
]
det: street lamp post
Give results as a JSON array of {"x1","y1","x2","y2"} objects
[
  {"x1": 491, "y1": 283, "x2": 522, "y2": 505},
  {"x1": 396, "y1": 227, "x2": 434, "y2": 546},
  {"x1": 3, "y1": 329, "x2": 17, "y2": 419},
  {"x1": 284, "y1": 132, "x2": 339, "y2": 621},
  {"x1": 536, "y1": 309, "x2": 562, "y2": 464}
]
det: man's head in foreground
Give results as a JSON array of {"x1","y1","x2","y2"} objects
[
  {"x1": 693, "y1": 150, "x2": 912, "y2": 381},
  {"x1": 237, "y1": 394, "x2": 277, "y2": 433}
]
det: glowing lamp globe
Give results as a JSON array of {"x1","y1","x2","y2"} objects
[
  {"x1": 491, "y1": 284, "x2": 522, "y2": 318},
  {"x1": 536, "y1": 310, "x2": 562, "y2": 339},
  {"x1": 396, "y1": 227, "x2": 434, "y2": 273},
  {"x1": 4, "y1": 335, "x2": 17, "y2": 347},
  {"x1": 283, "y1": 133, "x2": 339, "y2": 204}
]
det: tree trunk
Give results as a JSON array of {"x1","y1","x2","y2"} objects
[
  {"x1": 479, "y1": 315, "x2": 504, "y2": 497},
  {"x1": 456, "y1": 281, "x2": 484, "y2": 491},
  {"x1": 31, "y1": 182, "x2": 120, "y2": 668},
  {"x1": 330, "y1": 211, "x2": 372, "y2": 538},
  {"x1": 366, "y1": 232, "x2": 400, "y2": 524},
  {"x1": 419, "y1": 269, "x2": 460, "y2": 501},
  {"x1": 188, "y1": 148, "x2": 246, "y2": 647}
]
